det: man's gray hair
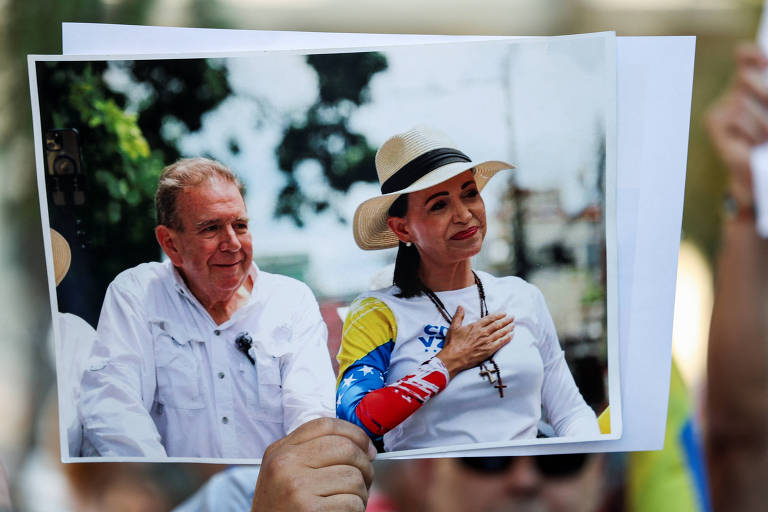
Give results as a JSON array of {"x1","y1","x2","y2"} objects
[{"x1": 155, "y1": 157, "x2": 245, "y2": 230}]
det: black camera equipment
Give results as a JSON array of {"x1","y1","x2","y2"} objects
[{"x1": 44, "y1": 128, "x2": 86, "y2": 207}]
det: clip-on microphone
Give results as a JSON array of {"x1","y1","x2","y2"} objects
[{"x1": 235, "y1": 332, "x2": 255, "y2": 365}]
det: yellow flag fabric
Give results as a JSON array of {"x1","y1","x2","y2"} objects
[
  {"x1": 627, "y1": 360, "x2": 710, "y2": 512},
  {"x1": 598, "y1": 407, "x2": 610, "y2": 434}
]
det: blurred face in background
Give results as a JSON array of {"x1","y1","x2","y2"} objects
[{"x1": 424, "y1": 455, "x2": 605, "y2": 512}]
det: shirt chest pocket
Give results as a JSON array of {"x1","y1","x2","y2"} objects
[
  {"x1": 152, "y1": 325, "x2": 205, "y2": 410},
  {"x1": 239, "y1": 351, "x2": 283, "y2": 423}
]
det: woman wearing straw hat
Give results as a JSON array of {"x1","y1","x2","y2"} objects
[
  {"x1": 336, "y1": 126, "x2": 600, "y2": 452},
  {"x1": 50, "y1": 229, "x2": 98, "y2": 457}
]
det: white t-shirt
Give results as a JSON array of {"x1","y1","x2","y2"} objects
[
  {"x1": 56, "y1": 312, "x2": 97, "y2": 457},
  {"x1": 345, "y1": 271, "x2": 600, "y2": 452}
]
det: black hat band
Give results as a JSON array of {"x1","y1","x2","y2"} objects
[{"x1": 380, "y1": 147, "x2": 471, "y2": 194}]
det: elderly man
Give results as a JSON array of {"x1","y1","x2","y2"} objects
[{"x1": 79, "y1": 157, "x2": 335, "y2": 458}]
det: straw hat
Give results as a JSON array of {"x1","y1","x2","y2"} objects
[
  {"x1": 353, "y1": 125, "x2": 515, "y2": 250},
  {"x1": 51, "y1": 229, "x2": 72, "y2": 286}
]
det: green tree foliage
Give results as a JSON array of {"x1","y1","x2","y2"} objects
[
  {"x1": 275, "y1": 52, "x2": 388, "y2": 226},
  {"x1": 36, "y1": 59, "x2": 231, "y2": 320}
]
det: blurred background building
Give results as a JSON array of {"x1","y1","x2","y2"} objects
[{"x1": 0, "y1": 0, "x2": 758, "y2": 509}]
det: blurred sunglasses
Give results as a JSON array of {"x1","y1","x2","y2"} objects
[{"x1": 458, "y1": 454, "x2": 589, "y2": 479}]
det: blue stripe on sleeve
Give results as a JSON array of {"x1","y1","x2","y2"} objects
[{"x1": 336, "y1": 340, "x2": 395, "y2": 439}]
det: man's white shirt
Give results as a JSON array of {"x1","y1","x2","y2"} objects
[
  {"x1": 56, "y1": 312, "x2": 97, "y2": 457},
  {"x1": 79, "y1": 260, "x2": 335, "y2": 458}
]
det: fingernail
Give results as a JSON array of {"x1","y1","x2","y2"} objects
[{"x1": 367, "y1": 441, "x2": 377, "y2": 460}]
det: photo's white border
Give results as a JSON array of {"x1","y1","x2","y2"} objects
[
  {"x1": 603, "y1": 33, "x2": 621, "y2": 444},
  {"x1": 30, "y1": 32, "x2": 621, "y2": 464},
  {"x1": 27, "y1": 58, "x2": 70, "y2": 461},
  {"x1": 69, "y1": 433, "x2": 620, "y2": 465}
]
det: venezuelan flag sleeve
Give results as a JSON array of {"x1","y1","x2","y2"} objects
[{"x1": 336, "y1": 297, "x2": 449, "y2": 441}]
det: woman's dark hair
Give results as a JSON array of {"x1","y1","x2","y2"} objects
[{"x1": 388, "y1": 194, "x2": 423, "y2": 298}]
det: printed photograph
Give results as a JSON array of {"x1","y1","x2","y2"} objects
[{"x1": 30, "y1": 33, "x2": 618, "y2": 462}]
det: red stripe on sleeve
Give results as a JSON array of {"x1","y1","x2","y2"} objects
[{"x1": 354, "y1": 361, "x2": 448, "y2": 436}]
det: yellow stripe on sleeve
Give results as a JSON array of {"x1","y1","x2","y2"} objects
[{"x1": 336, "y1": 297, "x2": 397, "y2": 387}]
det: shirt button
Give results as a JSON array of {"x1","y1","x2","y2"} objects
[
  {"x1": 222, "y1": 416, "x2": 229, "y2": 424},
  {"x1": 218, "y1": 372, "x2": 225, "y2": 379},
  {"x1": 214, "y1": 330, "x2": 221, "y2": 336}
]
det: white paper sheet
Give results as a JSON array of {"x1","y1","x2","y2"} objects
[
  {"x1": 62, "y1": 23, "x2": 515, "y2": 55},
  {"x1": 752, "y1": 5, "x2": 768, "y2": 237},
  {"x1": 60, "y1": 24, "x2": 695, "y2": 454}
]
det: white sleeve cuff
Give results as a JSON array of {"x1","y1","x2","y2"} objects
[{"x1": 424, "y1": 356, "x2": 451, "y2": 384}]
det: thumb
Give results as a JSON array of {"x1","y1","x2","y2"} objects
[{"x1": 451, "y1": 306, "x2": 465, "y2": 329}]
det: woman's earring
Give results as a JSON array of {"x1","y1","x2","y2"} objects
[{"x1": 405, "y1": 242, "x2": 412, "y2": 247}]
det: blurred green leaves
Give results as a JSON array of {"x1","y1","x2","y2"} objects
[
  {"x1": 68, "y1": 67, "x2": 150, "y2": 160},
  {"x1": 36, "y1": 59, "x2": 230, "y2": 317}
]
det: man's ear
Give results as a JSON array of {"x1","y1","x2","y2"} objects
[
  {"x1": 155, "y1": 225, "x2": 183, "y2": 266},
  {"x1": 386, "y1": 217, "x2": 412, "y2": 244}
]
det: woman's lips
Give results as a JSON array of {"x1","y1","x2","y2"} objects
[{"x1": 451, "y1": 226, "x2": 480, "y2": 240}]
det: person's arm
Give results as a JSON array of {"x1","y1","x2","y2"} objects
[
  {"x1": 280, "y1": 283, "x2": 336, "y2": 433},
  {"x1": 336, "y1": 297, "x2": 514, "y2": 441},
  {"x1": 705, "y1": 44, "x2": 768, "y2": 512},
  {"x1": 336, "y1": 296, "x2": 445, "y2": 440},
  {"x1": 79, "y1": 279, "x2": 166, "y2": 457},
  {"x1": 535, "y1": 287, "x2": 600, "y2": 437}
]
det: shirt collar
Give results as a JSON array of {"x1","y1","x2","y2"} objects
[{"x1": 166, "y1": 260, "x2": 263, "y2": 316}]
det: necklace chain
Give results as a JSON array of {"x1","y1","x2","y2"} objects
[{"x1": 422, "y1": 271, "x2": 506, "y2": 398}]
